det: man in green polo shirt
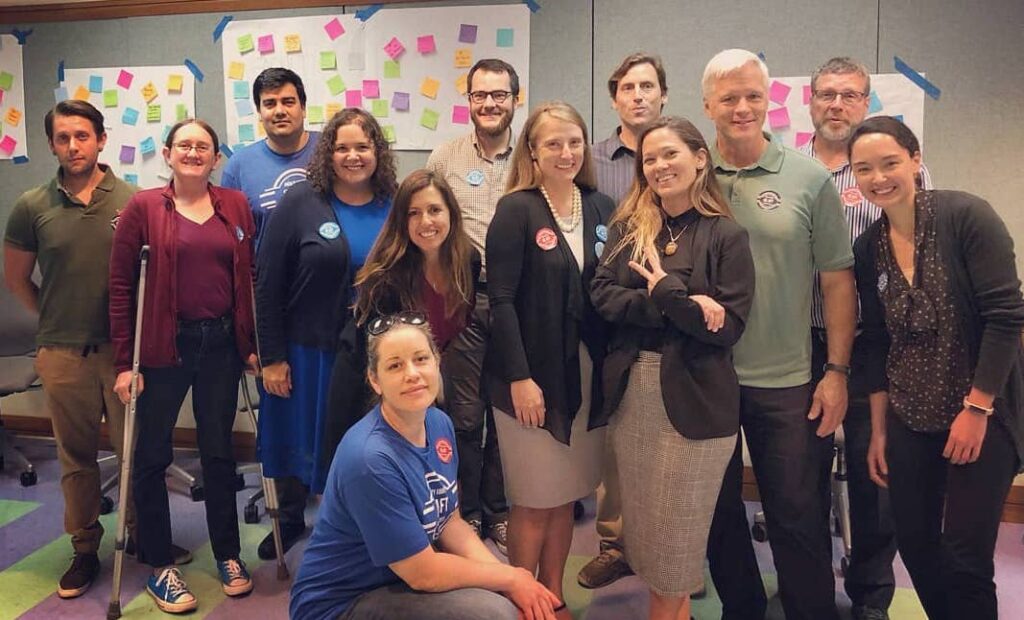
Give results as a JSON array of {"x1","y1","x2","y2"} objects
[{"x1": 699, "y1": 50, "x2": 857, "y2": 620}]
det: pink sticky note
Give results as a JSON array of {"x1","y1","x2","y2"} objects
[
  {"x1": 417, "y1": 35, "x2": 436, "y2": 54},
  {"x1": 117, "y1": 69, "x2": 134, "y2": 90},
  {"x1": 345, "y1": 90, "x2": 363, "y2": 108},
  {"x1": 795, "y1": 131, "x2": 813, "y2": 148},
  {"x1": 769, "y1": 80, "x2": 791, "y2": 106},
  {"x1": 384, "y1": 37, "x2": 405, "y2": 60},
  {"x1": 324, "y1": 17, "x2": 345, "y2": 40},
  {"x1": 767, "y1": 107, "x2": 791, "y2": 130},
  {"x1": 258, "y1": 34, "x2": 274, "y2": 54},
  {"x1": 0, "y1": 135, "x2": 16, "y2": 155},
  {"x1": 0, "y1": 90, "x2": 4, "y2": 106},
  {"x1": 452, "y1": 105, "x2": 470, "y2": 124},
  {"x1": 362, "y1": 80, "x2": 380, "y2": 99},
  {"x1": 802, "y1": 85, "x2": 812, "y2": 105}
]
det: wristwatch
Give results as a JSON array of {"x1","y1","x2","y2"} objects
[{"x1": 823, "y1": 362, "x2": 851, "y2": 377}]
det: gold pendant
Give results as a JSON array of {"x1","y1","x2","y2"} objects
[{"x1": 664, "y1": 241, "x2": 678, "y2": 256}]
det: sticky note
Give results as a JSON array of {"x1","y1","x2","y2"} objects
[
  {"x1": 392, "y1": 91, "x2": 410, "y2": 112},
  {"x1": 103, "y1": 89, "x2": 119, "y2": 108},
  {"x1": 227, "y1": 62, "x2": 245, "y2": 81},
  {"x1": 362, "y1": 80, "x2": 380, "y2": 98},
  {"x1": 384, "y1": 60, "x2": 401, "y2": 79},
  {"x1": 73, "y1": 85, "x2": 91, "y2": 101},
  {"x1": 769, "y1": 80, "x2": 791, "y2": 105},
  {"x1": 139, "y1": 136, "x2": 156, "y2": 155},
  {"x1": 767, "y1": 107, "x2": 790, "y2": 130},
  {"x1": 258, "y1": 34, "x2": 274, "y2": 54},
  {"x1": 0, "y1": 72, "x2": 13, "y2": 91},
  {"x1": 5, "y1": 107, "x2": 21, "y2": 127},
  {"x1": 802, "y1": 84, "x2": 812, "y2": 105},
  {"x1": 795, "y1": 131, "x2": 813, "y2": 148},
  {"x1": 124, "y1": 173, "x2": 139, "y2": 186},
  {"x1": 417, "y1": 35, "x2": 436, "y2": 54},
  {"x1": 452, "y1": 105, "x2": 470, "y2": 124},
  {"x1": 324, "y1": 17, "x2": 345, "y2": 41},
  {"x1": 117, "y1": 69, "x2": 134, "y2": 89},
  {"x1": 868, "y1": 91, "x2": 883, "y2": 114},
  {"x1": 371, "y1": 99, "x2": 389, "y2": 118},
  {"x1": 167, "y1": 74, "x2": 184, "y2": 94},
  {"x1": 88, "y1": 75, "x2": 103, "y2": 93},
  {"x1": 320, "y1": 51, "x2": 337, "y2": 70},
  {"x1": 284, "y1": 34, "x2": 302, "y2": 53},
  {"x1": 382, "y1": 125, "x2": 396, "y2": 143},
  {"x1": 119, "y1": 145, "x2": 135, "y2": 164},
  {"x1": 0, "y1": 135, "x2": 16, "y2": 155},
  {"x1": 237, "y1": 34, "x2": 255, "y2": 54},
  {"x1": 327, "y1": 75, "x2": 346, "y2": 96},
  {"x1": 496, "y1": 28, "x2": 514, "y2": 47},
  {"x1": 122, "y1": 107, "x2": 139, "y2": 125},
  {"x1": 420, "y1": 77, "x2": 440, "y2": 99},
  {"x1": 456, "y1": 74, "x2": 468, "y2": 96},
  {"x1": 325, "y1": 103, "x2": 342, "y2": 119},
  {"x1": 308, "y1": 105, "x2": 324, "y2": 124},
  {"x1": 348, "y1": 52, "x2": 366, "y2": 71},
  {"x1": 420, "y1": 108, "x2": 440, "y2": 130},
  {"x1": 176, "y1": 103, "x2": 189, "y2": 121},
  {"x1": 238, "y1": 124, "x2": 256, "y2": 142},
  {"x1": 235, "y1": 99, "x2": 253, "y2": 117},
  {"x1": 141, "y1": 82, "x2": 158, "y2": 103},
  {"x1": 383, "y1": 37, "x2": 405, "y2": 60},
  {"x1": 233, "y1": 80, "x2": 250, "y2": 99},
  {"x1": 256, "y1": 123, "x2": 266, "y2": 137},
  {"x1": 54, "y1": 86, "x2": 69, "y2": 103},
  {"x1": 458, "y1": 24, "x2": 477, "y2": 44},
  {"x1": 345, "y1": 90, "x2": 363, "y2": 108},
  {"x1": 147, "y1": 105, "x2": 161, "y2": 123},
  {"x1": 517, "y1": 90, "x2": 526, "y2": 107},
  {"x1": 454, "y1": 48, "x2": 472, "y2": 69},
  {"x1": 161, "y1": 125, "x2": 172, "y2": 143}
]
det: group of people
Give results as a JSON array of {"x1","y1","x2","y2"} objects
[{"x1": 3, "y1": 46, "x2": 1022, "y2": 620}]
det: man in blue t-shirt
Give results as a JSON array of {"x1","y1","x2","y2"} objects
[{"x1": 221, "y1": 67, "x2": 319, "y2": 560}]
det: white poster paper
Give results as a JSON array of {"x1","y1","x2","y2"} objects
[{"x1": 0, "y1": 34, "x2": 29, "y2": 160}]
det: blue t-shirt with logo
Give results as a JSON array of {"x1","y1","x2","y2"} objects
[
  {"x1": 220, "y1": 132, "x2": 320, "y2": 249},
  {"x1": 289, "y1": 405, "x2": 460, "y2": 620}
]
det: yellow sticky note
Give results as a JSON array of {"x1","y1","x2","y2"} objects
[
  {"x1": 517, "y1": 90, "x2": 526, "y2": 107},
  {"x1": 72, "y1": 85, "x2": 91, "y2": 101},
  {"x1": 256, "y1": 122, "x2": 266, "y2": 138},
  {"x1": 141, "y1": 81, "x2": 158, "y2": 103},
  {"x1": 167, "y1": 74, "x2": 184, "y2": 94},
  {"x1": 455, "y1": 74, "x2": 468, "y2": 96},
  {"x1": 325, "y1": 103, "x2": 342, "y2": 120},
  {"x1": 228, "y1": 62, "x2": 245, "y2": 81},
  {"x1": 5, "y1": 107, "x2": 22, "y2": 127},
  {"x1": 420, "y1": 77, "x2": 440, "y2": 100},
  {"x1": 454, "y1": 48, "x2": 473, "y2": 69},
  {"x1": 284, "y1": 34, "x2": 302, "y2": 53}
]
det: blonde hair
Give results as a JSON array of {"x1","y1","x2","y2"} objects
[
  {"x1": 701, "y1": 49, "x2": 769, "y2": 98},
  {"x1": 505, "y1": 101, "x2": 597, "y2": 194}
]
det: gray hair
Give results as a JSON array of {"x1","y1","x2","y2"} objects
[
  {"x1": 701, "y1": 49, "x2": 769, "y2": 98},
  {"x1": 810, "y1": 56, "x2": 871, "y2": 93}
]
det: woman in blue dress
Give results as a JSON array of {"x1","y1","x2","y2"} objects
[{"x1": 254, "y1": 108, "x2": 396, "y2": 559}]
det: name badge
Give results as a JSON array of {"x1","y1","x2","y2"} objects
[
  {"x1": 319, "y1": 222, "x2": 341, "y2": 240},
  {"x1": 466, "y1": 170, "x2": 485, "y2": 186},
  {"x1": 535, "y1": 227, "x2": 558, "y2": 251}
]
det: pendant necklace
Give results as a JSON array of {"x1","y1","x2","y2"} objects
[{"x1": 663, "y1": 220, "x2": 689, "y2": 256}]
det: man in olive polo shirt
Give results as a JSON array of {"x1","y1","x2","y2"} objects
[{"x1": 700, "y1": 50, "x2": 856, "y2": 620}]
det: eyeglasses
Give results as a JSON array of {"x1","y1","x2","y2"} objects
[
  {"x1": 469, "y1": 90, "x2": 512, "y2": 104},
  {"x1": 811, "y1": 90, "x2": 869, "y2": 104},
  {"x1": 173, "y1": 142, "x2": 213, "y2": 154},
  {"x1": 367, "y1": 311, "x2": 428, "y2": 336}
]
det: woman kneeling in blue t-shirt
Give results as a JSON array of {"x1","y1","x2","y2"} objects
[{"x1": 291, "y1": 314, "x2": 561, "y2": 620}]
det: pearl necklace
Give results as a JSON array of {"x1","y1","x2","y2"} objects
[{"x1": 539, "y1": 184, "x2": 582, "y2": 233}]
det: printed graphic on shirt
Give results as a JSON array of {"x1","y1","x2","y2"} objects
[
  {"x1": 259, "y1": 167, "x2": 310, "y2": 213},
  {"x1": 756, "y1": 190, "x2": 782, "y2": 211},
  {"x1": 421, "y1": 470, "x2": 458, "y2": 540},
  {"x1": 435, "y1": 438, "x2": 453, "y2": 464}
]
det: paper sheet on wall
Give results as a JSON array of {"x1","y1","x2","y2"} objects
[
  {"x1": 63, "y1": 65, "x2": 196, "y2": 189},
  {"x1": 763, "y1": 74, "x2": 926, "y2": 151},
  {"x1": 221, "y1": 5, "x2": 530, "y2": 151},
  {"x1": 0, "y1": 34, "x2": 29, "y2": 160}
]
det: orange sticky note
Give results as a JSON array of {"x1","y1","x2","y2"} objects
[
  {"x1": 455, "y1": 73, "x2": 468, "y2": 96},
  {"x1": 454, "y1": 48, "x2": 473, "y2": 69},
  {"x1": 141, "y1": 81, "x2": 158, "y2": 103},
  {"x1": 167, "y1": 74, "x2": 184, "y2": 94},
  {"x1": 227, "y1": 62, "x2": 245, "y2": 81},
  {"x1": 73, "y1": 85, "x2": 91, "y2": 101},
  {"x1": 517, "y1": 90, "x2": 526, "y2": 107},
  {"x1": 420, "y1": 77, "x2": 440, "y2": 100},
  {"x1": 5, "y1": 107, "x2": 22, "y2": 127},
  {"x1": 284, "y1": 34, "x2": 302, "y2": 53},
  {"x1": 325, "y1": 102, "x2": 342, "y2": 120}
]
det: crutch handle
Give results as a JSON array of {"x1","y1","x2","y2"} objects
[{"x1": 139, "y1": 244, "x2": 150, "y2": 260}]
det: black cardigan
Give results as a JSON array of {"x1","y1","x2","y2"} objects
[
  {"x1": 855, "y1": 190, "x2": 1024, "y2": 470},
  {"x1": 485, "y1": 187, "x2": 615, "y2": 445},
  {"x1": 590, "y1": 214, "x2": 755, "y2": 439}
]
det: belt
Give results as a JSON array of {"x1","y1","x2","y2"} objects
[{"x1": 177, "y1": 315, "x2": 232, "y2": 330}]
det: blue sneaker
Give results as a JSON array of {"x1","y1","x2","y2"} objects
[
  {"x1": 217, "y1": 558, "x2": 253, "y2": 596},
  {"x1": 146, "y1": 567, "x2": 197, "y2": 614}
]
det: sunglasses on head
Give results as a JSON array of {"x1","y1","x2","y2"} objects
[{"x1": 367, "y1": 311, "x2": 428, "y2": 336}]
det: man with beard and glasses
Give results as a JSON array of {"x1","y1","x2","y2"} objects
[
  {"x1": 424, "y1": 58, "x2": 519, "y2": 555},
  {"x1": 801, "y1": 56, "x2": 931, "y2": 620}
]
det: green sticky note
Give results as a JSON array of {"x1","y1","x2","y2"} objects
[
  {"x1": 383, "y1": 60, "x2": 401, "y2": 79},
  {"x1": 238, "y1": 124, "x2": 255, "y2": 142},
  {"x1": 382, "y1": 125, "x2": 396, "y2": 144},
  {"x1": 237, "y1": 34, "x2": 255, "y2": 54},
  {"x1": 326, "y1": 75, "x2": 346, "y2": 96},
  {"x1": 308, "y1": 105, "x2": 324, "y2": 124},
  {"x1": 496, "y1": 28, "x2": 514, "y2": 47},
  {"x1": 320, "y1": 51, "x2": 337, "y2": 70},
  {"x1": 371, "y1": 99, "x2": 389, "y2": 118},
  {"x1": 0, "y1": 71, "x2": 14, "y2": 91},
  {"x1": 146, "y1": 105, "x2": 161, "y2": 123},
  {"x1": 103, "y1": 89, "x2": 119, "y2": 108},
  {"x1": 419, "y1": 108, "x2": 439, "y2": 131},
  {"x1": 176, "y1": 104, "x2": 188, "y2": 121}
]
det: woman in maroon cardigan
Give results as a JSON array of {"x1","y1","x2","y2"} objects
[{"x1": 109, "y1": 119, "x2": 256, "y2": 614}]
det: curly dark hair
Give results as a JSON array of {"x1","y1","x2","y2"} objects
[{"x1": 306, "y1": 108, "x2": 397, "y2": 200}]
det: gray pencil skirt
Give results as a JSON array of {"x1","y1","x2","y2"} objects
[{"x1": 611, "y1": 351, "x2": 735, "y2": 597}]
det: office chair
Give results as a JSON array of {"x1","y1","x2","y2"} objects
[{"x1": 0, "y1": 280, "x2": 40, "y2": 486}]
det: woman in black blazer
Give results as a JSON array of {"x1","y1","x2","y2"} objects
[
  {"x1": 485, "y1": 101, "x2": 613, "y2": 618},
  {"x1": 590, "y1": 116, "x2": 754, "y2": 620}
]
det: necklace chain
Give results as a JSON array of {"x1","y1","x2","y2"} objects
[{"x1": 539, "y1": 184, "x2": 582, "y2": 233}]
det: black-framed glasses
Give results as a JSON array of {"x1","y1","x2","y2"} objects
[
  {"x1": 811, "y1": 90, "x2": 869, "y2": 104},
  {"x1": 367, "y1": 311, "x2": 428, "y2": 336},
  {"x1": 469, "y1": 90, "x2": 512, "y2": 104}
]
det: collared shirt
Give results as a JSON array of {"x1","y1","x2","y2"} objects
[
  {"x1": 711, "y1": 133, "x2": 853, "y2": 388},
  {"x1": 425, "y1": 130, "x2": 514, "y2": 274},
  {"x1": 801, "y1": 137, "x2": 933, "y2": 328},
  {"x1": 593, "y1": 127, "x2": 636, "y2": 207}
]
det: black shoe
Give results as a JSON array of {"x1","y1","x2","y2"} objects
[
  {"x1": 484, "y1": 520, "x2": 508, "y2": 556},
  {"x1": 125, "y1": 536, "x2": 193, "y2": 565},
  {"x1": 57, "y1": 552, "x2": 99, "y2": 599},
  {"x1": 257, "y1": 523, "x2": 306, "y2": 560},
  {"x1": 852, "y1": 606, "x2": 889, "y2": 620}
]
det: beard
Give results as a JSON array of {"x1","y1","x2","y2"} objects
[
  {"x1": 816, "y1": 119, "x2": 854, "y2": 142},
  {"x1": 472, "y1": 109, "x2": 513, "y2": 137}
]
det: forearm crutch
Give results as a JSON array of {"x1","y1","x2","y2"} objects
[{"x1": 107, "y1": 245, "x2": 150, "y2": 620}]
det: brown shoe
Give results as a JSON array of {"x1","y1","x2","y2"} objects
[
  {"x1": 577, "y1": 549, "x2": 633, "y2": 589},
  {"x1": 57, "y1": 552, "x2": 99, "y2": 599}
]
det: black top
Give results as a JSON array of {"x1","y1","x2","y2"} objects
[
  {"x1": 485, "y1": 187, "x2": 615, "y2": 445},
  {"x1": 856, "y1": 190, "x2": 1024, "y2": 469},
  {"x1": 255, "y1": 180, "x2": 353, "y2": 364},
  {"x1": 591, "y1": 212, "x2": 755, "y2": 439}
]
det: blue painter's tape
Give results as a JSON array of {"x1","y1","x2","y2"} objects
[
  {"x1": 57, "y1": 59, "x2": 65, "y2": 83},
  {"x1": 757, "y1": 51, "x2": 767, "y2": 62},
  {"x1": 13, "y1": 155, "x2": 29, "y2": 164},
  {"x1": 894, "y1": 56, "x2": 940, "y2": 100},
  {"x1": 220, "y1": 144, "x2": 234, "y2": 158},
  {"x1": 11, "y1": 28, "x2": 33, "y2": 44},
  {"x1": 213, "y1": 15, "x2": 233, "y2": 42},
  {"x1": 523, "y1": 0, "x2": 541, "y2": 12},
  {"x1": 184, "y1": 59, "x2": 204, "y2": 83},
  {"x1": 355, "y1": 4, "x2": 383, "y2": 21}
]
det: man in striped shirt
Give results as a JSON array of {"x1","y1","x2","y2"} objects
[{"x1": 802, "y1": 56, "x2": 932, "y2": 620}]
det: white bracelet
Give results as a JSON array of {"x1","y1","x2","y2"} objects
[{"x1": 963, "y1": 397, "x2": 994, "y2": 416}]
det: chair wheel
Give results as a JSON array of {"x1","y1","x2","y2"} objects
[
  {"x1": 99, "y1": 495, "x2": 115, "y2": 515},
  {"x1": 235, "y1": 473, "x2": 246, "y2": 491},
  {"x1": 20, "y1": 470, "x2": 37, "y2": 487},
  {"x1": 243, "y1": 504, "x2": 260, "y2": 524},
  {"x1": 751, "y1": 522, "x2": 768, "y2": 543},
  {"x1": 573, "y1": 500, "x2": 584, "y2": 521},
  {"x1": 189, "y1": 485, "x2": 205, "y2": 502},
  {"x1": 840, "y1": 555, "x2": 850, "y2": 577}
]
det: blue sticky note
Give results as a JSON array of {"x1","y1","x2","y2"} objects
[
  {"x1": 231, "y1": 143, "x2": 246, "y2": 153},
  {"x1": 54, "y1": 86, "x2": 69, "y2": 103},
  {"x1": 124, "y1": 173, "x2": 139, "y2": 186},
  {"x1": 139, "y1": 136, "x2": 156, "y2": 155},
  {"x1": 238, "y1": 124, "x2": 255, "y2": 142},
  {"x1": 122, "y1": 107, "x2": 140, "y2": 126},
  {"x1": 233, "y1": 80, "x2": 249, "y2": 100},
  {"x1": 893, "y1": 114, "x2": 904, "y2": 123},
  {"x1": 868, "y1": 91, "x2": 883, "y2": 114},
  {"x1": 161, "y1": 125, "x2": 172, "y2": 143},
  {"x1": 235, "y1": 99, "x2": 254, "y2": 117},
  {"x1": 88, "y1": 75, "x2": 103, "y2": 93},
  {"x1": 496, "y1": 28, "x2": 514, "y2": 47},
  {"x1": 220, "y1": 144, "x2": 234, "y2": 158}
]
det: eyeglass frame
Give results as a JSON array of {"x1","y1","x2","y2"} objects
[
  {"x1": 171, "y1": 141, "x2": 214, "y2": 154},
  {"x1": 468, "y1": 90, "x2": 513, "y2": 105},
  {"x1": 811, "y1": 90, "x2": 870, "y2": 105},
  {"x1": 367, "y1": 311, "x2": 428, "y2": 337}
]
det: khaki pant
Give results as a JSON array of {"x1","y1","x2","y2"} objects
[
  {"x1": 595, "y1": 427, "x2": 623, "y2": 551},
  {"x1": 35, "y1": 343, "x2": 135, "y2": 554}
]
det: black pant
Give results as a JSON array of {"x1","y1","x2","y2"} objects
[
  {"x1": 132, "y1": 319, "x2": 242, "y2": 567},
  {"x1": 887, "y1": 414, "x2": 1018, "y2": 620},
  {"x1": 708, "y1": 383, "x2": 838, "y2": 620},
  {"x1": 275, "y1": 475, "x2": 310, "y2": 528},
  {"x1": 812, "y1": 331, "x2": 896, "y2": 610}
]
